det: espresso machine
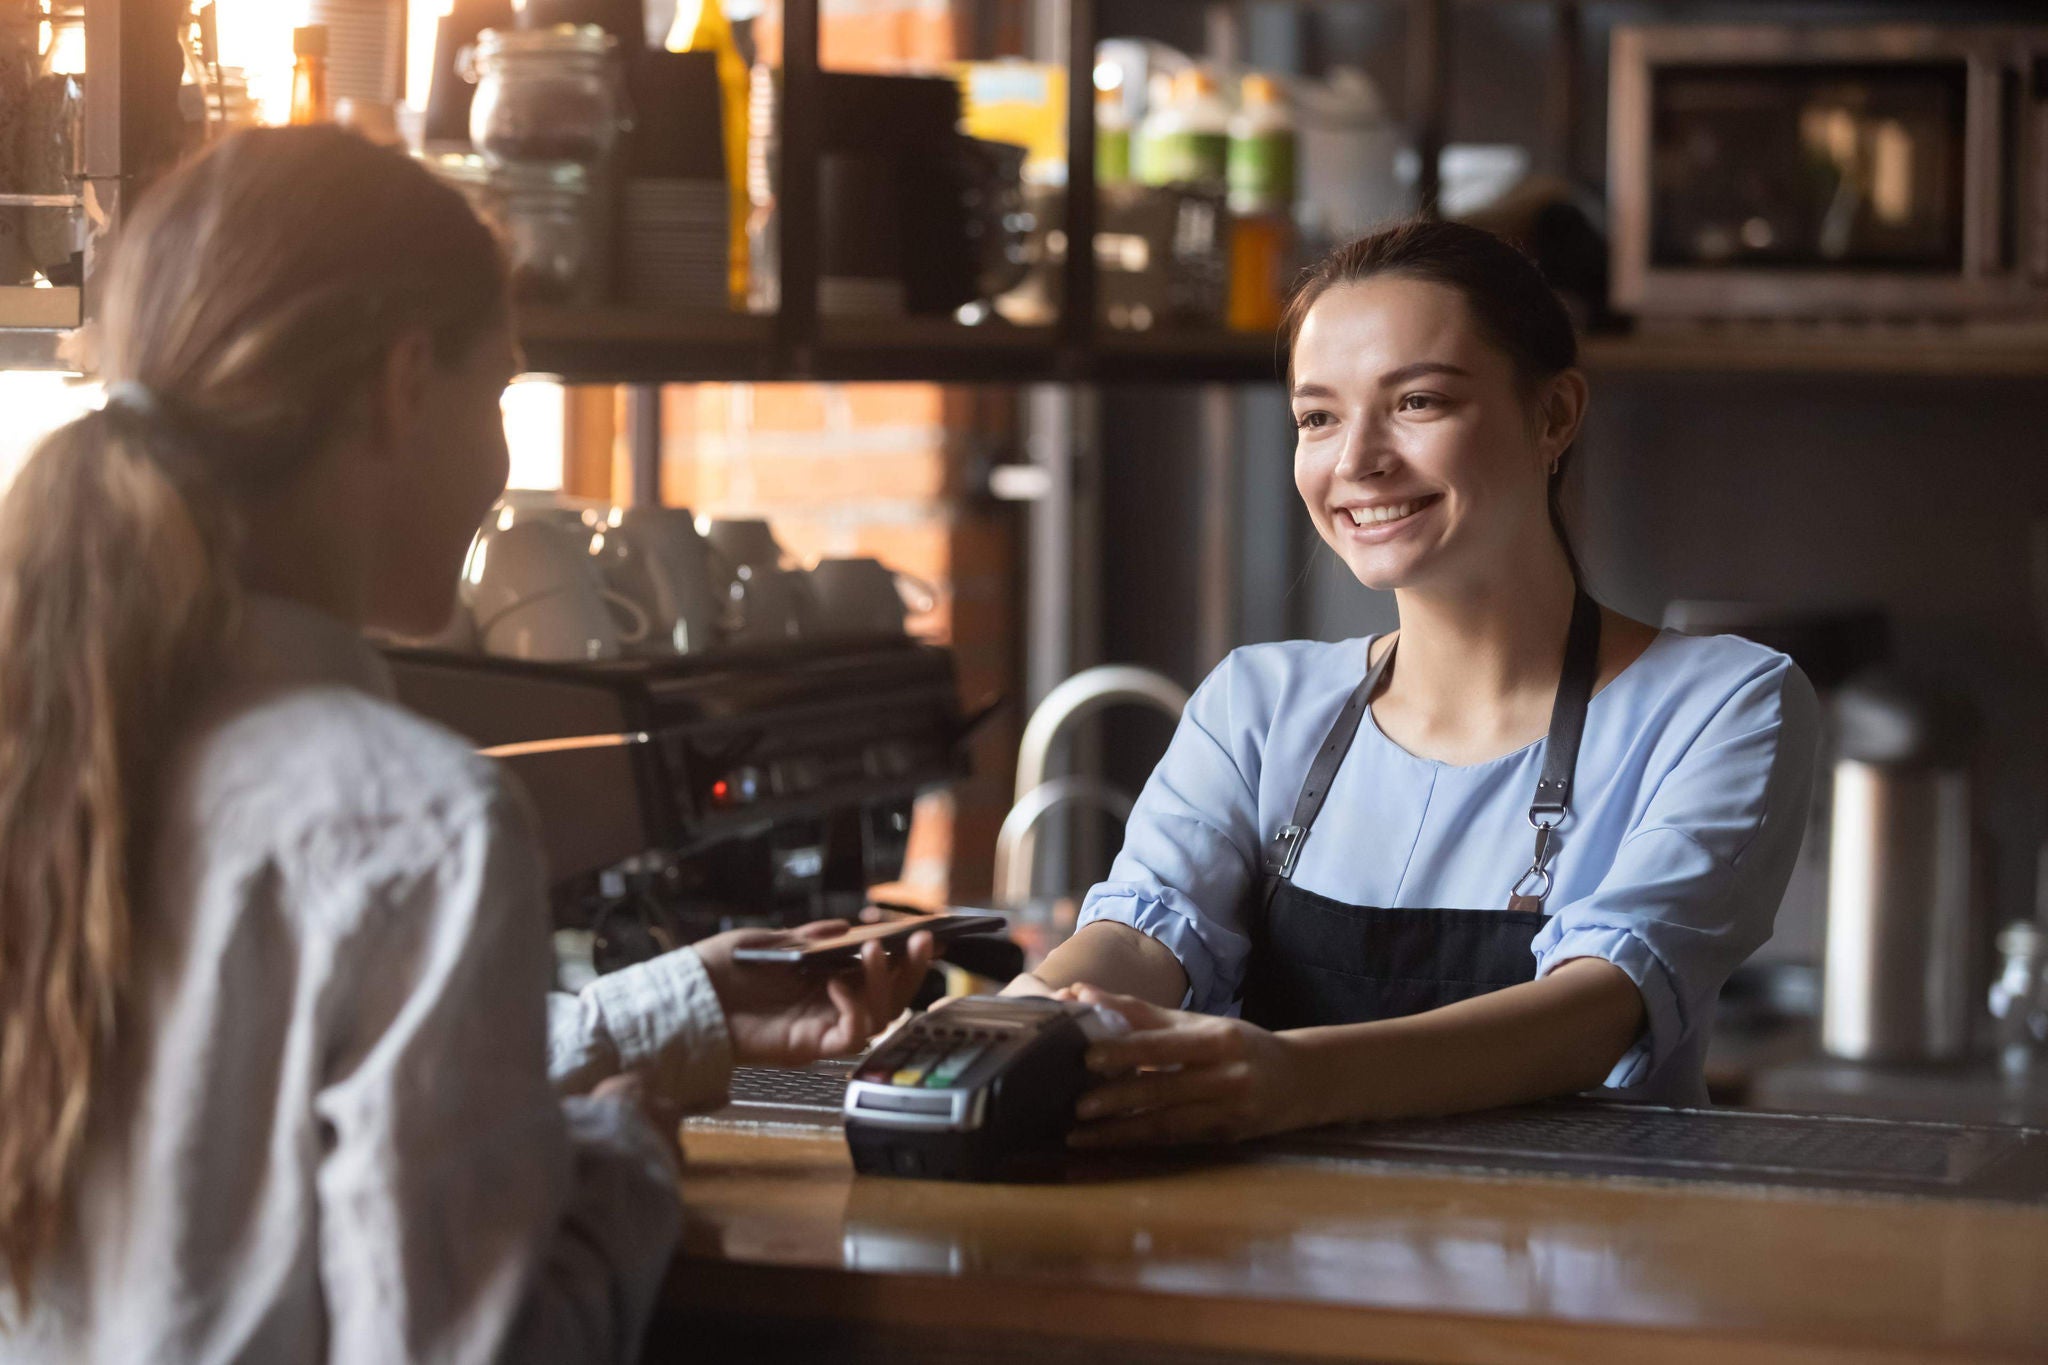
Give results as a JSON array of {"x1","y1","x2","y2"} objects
[{"x1": 381, "y1": 637, "x2": 983, "y2": 972}]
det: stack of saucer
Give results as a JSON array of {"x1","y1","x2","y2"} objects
[{"x1": 619, "y1": 178, "x2": 729, "y2": 310}]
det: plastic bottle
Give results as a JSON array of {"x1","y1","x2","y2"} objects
[
  {"x1": 1095, "y1": 83, "x2": 1131, "y2": 187},
  {"x1": 668, "y1": 0, "x2": 750, "y2": 309},
  {"x1": 1227, "y1": 73, "x2": 1295, "y2": 217},
  {"x1": 1136, "y1": 67, "x2": 1228, "y2": 189},
  {"x1": 1226, "y1": 71, "x2": 1297, "y2": 332},
  {"x1": 288, "y1": 24, "x2": 330, "y2": 126}
]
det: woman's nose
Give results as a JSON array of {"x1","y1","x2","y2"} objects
[{"x1": 1333, "y1": 415, "x2": 1392, "y2": 482}]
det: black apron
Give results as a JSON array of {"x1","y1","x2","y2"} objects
[{"x1": 1239, "y1": 592, "x2": 1602, "y2": 1031}]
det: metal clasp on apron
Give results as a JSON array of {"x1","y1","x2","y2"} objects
[
  {"x1": 1268, "y1": 823, "x2": 1308, "y2": 878},
  {"x1": 1509, "y1": 812, "x2": 1559, "y2": 909}
]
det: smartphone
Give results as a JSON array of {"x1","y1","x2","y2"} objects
[{"x1": 729, "y1": 913, "x2": 1006, "y2": 969}]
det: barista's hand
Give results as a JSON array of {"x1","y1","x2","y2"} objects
[
  {"x1": 1062, "y1": 985, "x2": 1320, "y2": 1147},
  {"x1": 995, "y1": 970, "x2": 1060, "y2": 999},
  {"x1": 693, "y1": 921, "x2": 935, "y2": 1066}
]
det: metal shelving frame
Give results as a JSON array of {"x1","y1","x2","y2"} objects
[{"x1": 0, "y1": 0, "x2": 128, "y2": 370}]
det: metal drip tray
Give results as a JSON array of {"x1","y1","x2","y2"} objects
[
  {"x1": 731, "y1": 1064, "x2": 856, "y2": 1112},
  {"x1": 1269, "y1": 1102, "x2": 2048, "y2": 1203}
]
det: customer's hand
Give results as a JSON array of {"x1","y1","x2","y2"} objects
[
  {"x1": 1060, "y1": 985, "x2": 1321, "y2": 1147},
  {"x1": 693, "y1": 922, "x2": 935, "y2": 1066}
]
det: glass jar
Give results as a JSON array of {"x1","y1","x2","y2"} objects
[
  {"x1": 494, "y1": 162, "x2": 600, "y2": 304},
  {"x1": 467, "y1": 25, "x2": 624, "y2": 170}
]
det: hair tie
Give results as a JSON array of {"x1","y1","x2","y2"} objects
[{"x1": 102, "y1": 380, "x2": 170, "y2": 425}]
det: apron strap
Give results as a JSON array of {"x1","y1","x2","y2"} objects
[
  {"x1": 1529, "y1": 588, "x2": 1602, "y2": 824},
  {"x1": 1267, "y1": 590, "x2": 1604, "y2": 909},
  {"x1": 1264, "y1": 638, "x2": 1398, "y2": 879}
]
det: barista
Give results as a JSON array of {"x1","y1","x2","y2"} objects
[{"x1": 1012, "y1": 221, "x2": 1819, "y2": 1144}]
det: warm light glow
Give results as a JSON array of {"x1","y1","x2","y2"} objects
[
  {"x1": 406, "y1": 0, "x2": 457, "y2": 110},
  {"x1": 44, "y1": 14, "x2": 85, "y2": 75},
  {"x1": 212, "y1": 0, "x2": 312, "y2": 125},
  {"x1": 502, "y1": 378, "x2": 566, "y2": 490},
  {"x1": 0, "y1": 372, "x2": 98, "y2": 492},
  {"x1": 0, "y1": 374, "x2": 563, "y2": 497}
]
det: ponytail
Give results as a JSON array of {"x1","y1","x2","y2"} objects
[
  {"x1": 0, "y1": 125, "x2": 504, "y2": 1299},
  {"x1": 0, "y1": 406, "x2": 235, "y2": 1294}
]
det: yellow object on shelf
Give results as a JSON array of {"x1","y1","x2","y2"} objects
[
  {"x1": 668, "y1": 0, "x2": 750, "y2": 309},
  {"x1": 955, "y1": 60, "x2": 1067, "y2": 182}
]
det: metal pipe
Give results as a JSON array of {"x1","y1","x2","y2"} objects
[
  {"x1": 993, "y1": 775, "x2": 1136, "y2": 908},
  {"x1": 1014, "y1": 664, "x2": 1188, "y2": 803}
]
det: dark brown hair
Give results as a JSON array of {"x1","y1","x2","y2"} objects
[
  {"x1": 1281, "y1": 219, "x2": 1583, "y2": 580},
  {"x1": 0, "y1": 125, "x2": 505, "y2": 1299}
]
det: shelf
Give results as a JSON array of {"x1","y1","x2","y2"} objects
[
  {"x1": 814, "y1": 317, "x2": 1063, "y2": 383},
  {"x1": 1581, "y1": 326, "x2": 2048, "y2": 379},
  {"x1": 1093, "y1": 328, "x2": 1284, "y2": 384},
  {"x1": 515, "y1": 306, "x2": 1286, "y2": 385},
  {"x1": 517, "y1": 307, "x2": 777, "y2": 384},
  {"x1": 0, "y1": 286, "x2": 82, "y2": 332}
]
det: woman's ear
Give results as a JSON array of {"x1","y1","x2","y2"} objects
[
  {"x1": 1536, "y1": 368, "x2": 1589, "y2": 466},
  {"x1": 363, "y1": 329, "x2": 437, "y2": 467}
]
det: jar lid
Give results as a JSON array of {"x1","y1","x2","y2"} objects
[{"x1": 474, "y1": 24, "x2": 616, "y2": 61}]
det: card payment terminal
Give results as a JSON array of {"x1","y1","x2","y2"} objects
[{"x1": 843, "y1": 997, "x2": 1126, "y2": 1181}]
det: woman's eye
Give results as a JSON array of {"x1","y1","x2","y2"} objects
[
  {"x1": 1294, "y1": 411, "x2": 1332, "y2": 431},
  {"x1": 1397, "y1": 393, "x2": 1441, "y2": 412}
]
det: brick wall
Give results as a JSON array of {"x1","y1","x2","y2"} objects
[{"x1": 753, "y1": 0, "x2": 960, "y2": 70}]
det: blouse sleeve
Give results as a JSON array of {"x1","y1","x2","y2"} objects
[
  {"x1": 547, "y1": 947, "x2": 734, "y2": 1111},
  {"x1": 1075, "y1": 653, "x2": 1268, "y2": 1014},
  {"x1": 309, "y1": 775, "x2": 679, "y2": 1365},
  {"x1": 1532, "y1": 654, "x2": 1821, "y2": 1090}
]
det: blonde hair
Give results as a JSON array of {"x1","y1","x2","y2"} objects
[{"x1": 0, "y1": 126, "x2": 505, "y2": 1297}]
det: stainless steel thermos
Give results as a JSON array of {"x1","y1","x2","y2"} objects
[{"x1": 1821, "y1": 677, "x2": 1976, "y2": 1062}]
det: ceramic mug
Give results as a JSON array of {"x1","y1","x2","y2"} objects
[
  {"x1": 603, "y1": 506, "x2": 733, "y2": 654},
  {"x1": 464, "y1": 519, "x2": 651, "y2": 661},
  {"x1": 723, "y1": 563, "x2": 819, "y2": 648},
  {"x1": 806, "y1": 556, "x2": 937, "y2": 638},
  {"x1": 699, "y1": 516, "x2": 787, "y2": 571}
]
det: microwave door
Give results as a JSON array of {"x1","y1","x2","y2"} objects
[{"x1": 1648, "y1": 63, "x2": 1969, "y2": 277}]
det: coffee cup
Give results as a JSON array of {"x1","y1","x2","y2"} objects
[
  {"x1": 603, "y1": 506, "x2": 732, "y2": 654},
  {"x1": 806, "y1": 556, "x2": 936, "y2": 638},
  {"x1": 724, "y1": 562, "x2": 819, "y2": 648},
  {"x1": 699, "y1": 516, "x2": 787, "y2": 571},
  {"x1": 464, "y1": 519, "x2": 651, "y2": 661}
]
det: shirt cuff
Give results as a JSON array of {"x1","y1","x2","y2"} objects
[
  {"x1": 1076, "y1": 892, "x2": 1212, "y2": 1012},
  {"x1": 1534, "y1": 923, "x2": 1685, "y2": 1090},
  {"x1": 581, "y1": 947, "x2": 734, "y2": 1114}
]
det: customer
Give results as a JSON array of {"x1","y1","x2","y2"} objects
[{"x1": 0, "y1": 125, "x2": 930, "y2": 1363}]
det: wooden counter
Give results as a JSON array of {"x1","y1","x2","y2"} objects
[{"x1": 645, "y1": 1120, "x2": 2048, "y2": 1365}]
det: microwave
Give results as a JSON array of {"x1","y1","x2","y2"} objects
[{"x1": 1609, "y1": 25, "x2": 2048, "y2": 321}]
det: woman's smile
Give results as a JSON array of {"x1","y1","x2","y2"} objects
[{"x1": 1331, "y1": 493, "x2": 1444, "y2": 542}]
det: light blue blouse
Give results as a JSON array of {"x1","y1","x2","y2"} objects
[{"x1": 1076, "y1": 629, "x2": 1820, "y2": 1106}]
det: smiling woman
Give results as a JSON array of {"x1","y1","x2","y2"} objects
[{"x1": 1012, "y1": 220, "x2": 1820, "y2": 1149}]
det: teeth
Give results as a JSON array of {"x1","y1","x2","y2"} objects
[{"x1": 1346, "y1": 499, "x2": 1425, "y2": 527}]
